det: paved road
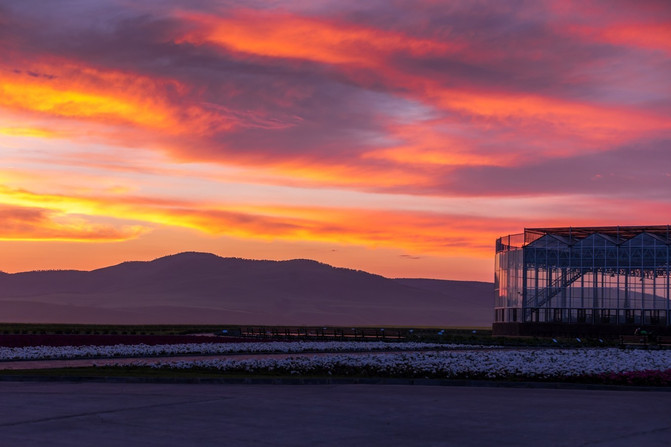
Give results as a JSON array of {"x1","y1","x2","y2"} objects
[{"x1": 0, "y1": 382, "x2": 670, "y2": 446}]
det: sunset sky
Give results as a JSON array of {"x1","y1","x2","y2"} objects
[{"x1": 1, "y1": 0, "x2": 669, "y2": 281}]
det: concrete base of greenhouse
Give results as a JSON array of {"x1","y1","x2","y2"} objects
[{"x1": 492, "y1": 322, "x2": 671, "y2": 338}]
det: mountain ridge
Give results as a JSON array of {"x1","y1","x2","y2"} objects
[{"x1": 0, "y1": 252, "x2": 493, "y2": 327}]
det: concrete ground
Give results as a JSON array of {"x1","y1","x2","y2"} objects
[{"x1": 0, "y1": 382, "x2": 670, "y2": 446}]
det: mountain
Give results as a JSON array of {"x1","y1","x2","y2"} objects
[{"x1": 0, "y1": 252, "x2": 494, "y2": 327}]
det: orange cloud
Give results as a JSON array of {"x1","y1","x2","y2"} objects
[
  {"x1": 0, "y1": 63, "x2": 235, "y2": 136},
  {"x1": 427, "y1": 87, "x2": 671, "y2": 155},
  {"x1": 177, "y1": 10, "x2": 457, "y2": 66},
  {"x1": 565, "y1": 22, "x2": 671, "y2": 54},
  {"x1": 267, "y1": 160, "x2": 431, "y2": 190},
  {"x1": 6, "y1": 176, "x2": 671, "y2": 264},
  {"x1": 127, "y1": 204, "x2": 508, "y2": 257},
  {"x1": 0, "y1": 204, "x2": 146, "y2": 242},
  {"x1": 0, "y1": 126, "x2": 60, "y2": 138},
  {"x1": 0, "y1": 184, "x2": 503, "y2": 256},
  {"x1": 362, "y1": 123, "x2": 513, "y2": 167},
  {"x1": 1, "y1": 67, "x2": 168, "y2": 129},
  {"x1": 1, "y1": 7, "x2": 667, "y2": 201},
  {"x1": 174, "y1": 9, "x2": 669, "y2": 168},
  {"x1": 600, "y1": 23, "x2": 671, "y2": 53}
]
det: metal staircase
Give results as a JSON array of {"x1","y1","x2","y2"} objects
[{"x1": 525, "y1": 269, "x2": 583, "y2": 319}]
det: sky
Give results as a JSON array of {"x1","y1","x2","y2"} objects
[{"x1": 0, "y1": 0, "x2": 669, "y2": 281}]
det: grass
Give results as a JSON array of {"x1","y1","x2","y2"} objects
[
  {"x1": 0, "y1": 323, "x2": 240, "y2": 336},
  {"x1": 0, "y1": 323, "x2": 625, "y2": 347},
  {"x1": 2, "y1": 366, "x2": 668, "y2": 388},
  {"x1": 0, "y1": 366, "x2": 237, "y2": 379},
  {"x1": 0, "y1": 323, "x2": 492, "y2": 338},
  {"x1": 0, "y1": 366, "x2": 345, "y2": 382}
]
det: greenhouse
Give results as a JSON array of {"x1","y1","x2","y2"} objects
[{"x1": 493, "y1": 226, "x2": 671, "y2": 336}]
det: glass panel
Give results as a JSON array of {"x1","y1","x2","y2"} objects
[{"x1": 497, "y1": 228, "x2": 671, "y2": 327}]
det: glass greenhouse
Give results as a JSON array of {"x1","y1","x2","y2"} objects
[{"x1": 494, "y1": 226, "x2": 671, "y2": 335}]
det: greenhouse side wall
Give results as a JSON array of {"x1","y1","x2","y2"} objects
[{"x1": 492, "y1": 226, "x2": 671, "y2": 337}]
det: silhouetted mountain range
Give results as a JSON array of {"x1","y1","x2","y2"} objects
[{"x1": 0, "y1": 252, "x2": 493, "y2": 327}]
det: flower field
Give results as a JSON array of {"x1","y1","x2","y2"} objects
[
  {"x1": 132, "y1": 348, "x2": 671, "y2": 384},
  {"x1": 0, "y1": 341, "x2": 447, "y2": 361},
  {"x1": 1, "y1": 340, "x2": 670, "y2": 386}
]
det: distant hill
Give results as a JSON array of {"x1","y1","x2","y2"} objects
[{"x1": 0, "y1": 252, "x2": 493, "y2": 327}]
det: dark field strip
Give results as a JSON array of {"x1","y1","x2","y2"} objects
[
  {"x1": 0, "y1": 323, "x2": 622, "y2": 348},
  {"x1": 0, "y1": 323, "x2": 499, "y2": 346},
  {"x1": 0, "y1": 324, "x2": 627, "y2": 348},
  {"x1": 1, "y1": 367, "x2": 670, "y2": 391},
  {"x1": 0, "y1": 323, "x2": 489, "y2": 336},
  {"x1": 0, "y1": 323, "x2": 234, "y2": 336},
  {"x1": 0, "y1": 366, "x2": 235, "y2": 379},
  {"x1": 0, "y1": 334, "x2": 250, "y2": 348}
]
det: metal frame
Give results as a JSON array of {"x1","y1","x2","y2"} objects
[{"x1": 495, "y1": 226, "x2": 671, "y2": 327}]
